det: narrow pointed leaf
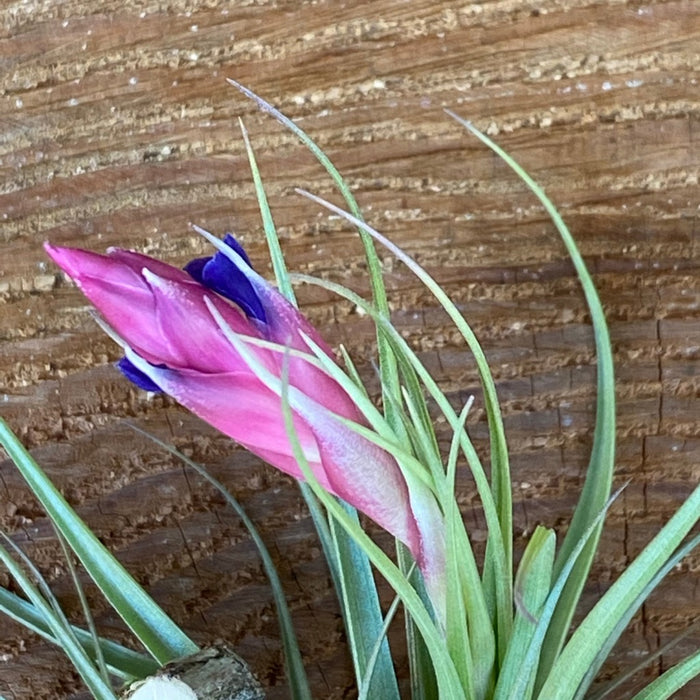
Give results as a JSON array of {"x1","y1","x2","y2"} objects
[
  {"x1": 291, "y1": 196, "x2": 512, "y2": 646},
  {"x1": 495, "y1": 526, "x2": 555, "y2": 700},
  {"x1": 126, "y1": 424, "x2": 313, "y2": 700},
  {"x1": 277, "y1": 358, "x2": 465, "y2": 698},
  {"x1": 0, "y1": 542, "x2": 117, "y2": 699},
  {"x1": 446, "y1": 112, "x2": 616, "y2": 677},
  {"x1": 580, "y1": 534, "x2": 700, "y2": 700},
  {"x1": 629, "y1": 649, "x2": 700, "y2": 700},
  {"x1": 0, "y1": 588, "x2": 156, "y2": 679},
  {"x1": 0, "y1": 418, "x2": 198, "y2": 664},
  {"x1": 539, "y1": 484, "x2": 700, "y2": 698},
  {"x1": 330, "y1": 506, "x2": 401, "y2": 700}
]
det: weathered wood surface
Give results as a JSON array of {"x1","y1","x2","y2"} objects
[{"x1": 1, "y1": 1, "x2": 698, "y2": 697}]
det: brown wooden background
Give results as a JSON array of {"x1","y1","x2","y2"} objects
[{"x1": 1, "y1": 1, "x2": 698, "y2": 698}]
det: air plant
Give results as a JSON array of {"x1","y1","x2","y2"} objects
[{"x1": 0, "y1": 84, "x2": 697, "y2": 700}]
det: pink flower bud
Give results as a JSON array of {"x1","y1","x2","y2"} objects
[{"x1": 45, "y1": 235, "x2": 446, "y2": 619}]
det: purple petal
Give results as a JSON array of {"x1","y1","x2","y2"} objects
[
  {"x1": 116, "y1": 356, "x2": 163, "y2": 392},
  {"x1": 185, "y1": 234, "x2": 267, "y2": 323},
  {"x1": 199, "y1": 243, "x2": 365, "y2": 420}
]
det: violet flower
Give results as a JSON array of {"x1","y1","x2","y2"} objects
[{"x1": 44, "y1": 234, "x2": 446, "y2": 618}]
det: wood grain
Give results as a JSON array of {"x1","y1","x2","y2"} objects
[{"x1": 1, "y1": 1, "x2": 698, "y2": 697}]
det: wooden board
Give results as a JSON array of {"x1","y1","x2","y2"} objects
[{"x1": 1, "y1": 1, "x2": 698, "y2": 697}]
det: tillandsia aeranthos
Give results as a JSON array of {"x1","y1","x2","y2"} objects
[{"x1": 44, "y1": 233, "x2": 447, "y2": 622}]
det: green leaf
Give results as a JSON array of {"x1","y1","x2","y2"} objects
[
  {"x1": 538, "y1": 484, "x2": 700, "y2": 698},
  {"x1": 227, "y1": 80, "x2": 389, "y2": 315},
  {"x1": 398, "y1": 541, "x2": 440, "y2": 700},
  {"x1": 358, "y1": 584, "x2": 406, "y2": 700},
  {"x1": 238, "y1": 115, "x2": 343, "y2": 666},
  {"x1": 227, "y1": 81, "x2": 401, "y2": 412},
  {"x1": 506, "y1": 486, "x2": 626, "y2": 700},
  {"x1": 399, "y1": 384, "x2": 446, "y2": 490},
  {"x1": 291, "y1": 271, "x2": 500, "y2": 676},
  {"x1": 56, "y1": 529, "x2": 110, "y2": 683},
  {"x1": 330, "y1": 504, "x2": 401, "y2": 700},
  {"x1": 445, "y1": 112, "x2": 617, "y2": 679},
  {"x1": 0, "y1": 587, "x2": 157, "y2": 679},
  {"x1": 0, "y1": 539, "x2": 117, "y2": 699},
  {"x1": 589, "y1": 615, "x2": 700, "y2": 700},
  {"x1": 276, "y1": 354, "x2": 465, "y2": 698},
  {"x1": 208, "y1": 301, "x2": 462, "y2": 694},
  {"x1": 291, "y1": 192, "x2": 512, "y2": 652},
  {"x1": 229, "y1": 81, "x2": 425, "y2": 691},
  {"x1": 239, "y1": 117, "x2": 296, "y2": 305},
  {"x1": 338, "y1": 344, "x2": 370, "y2": 399},
  {"x1": 444, "y1": 400, "x2": 478, "y2": 699},
  {"x1": 580, "y1": 534, "x2": 700, "y2": 699},
  {"x1": 494, "y1": 526, "x2": 555, "y2": 700},
  {"x1": 630, "y1": 648, "x2": 700, "y2": 700},
  {"x1": 224, "y1": 124, "x2": 402, "y2": 696},
  {"x1": 0, "y1": 528, "x2": 86, "y2": 653},
  {"x1": 198, "y1": 234, "x2": 404, "y2": 696},
  {"x1": 125, "y1": 424, "x2": 313, "y2": 700},
  {"x1": 0, "y1": 418, "x2": 198, "y2": 665}
]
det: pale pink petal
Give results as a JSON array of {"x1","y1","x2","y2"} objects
[
  {"x1": 125, "y1": 351, "x2": 332, "y2": 490},
  {"x1": 285, "y1": 388, "x2": 423, "y2": 556},
  {"x1": 405, "y1": 485, "x2": 447, "y2": 621}
]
